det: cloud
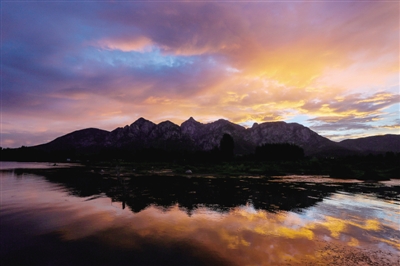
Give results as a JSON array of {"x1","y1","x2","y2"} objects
[
  {"x1": 305, "y1": 93, "x2": 399, "y2": 132},
  {"x1": 310, "y1": 122, "x2": 374, "y2": 132},
  {"x1": 308, "y1": 114, "x2": 379, "y2": 132},
  {"x1": 1, "y1": 1, "x2": 399, "y2": 147},
  {"x1": 302, "y1": 92, "x2": 400, "y2": 120},
  {"x1": 96, "y1": 36, "x2": 154, "y2": 52},
  {"x1": 380, "y1": 124, "x2": 400, "y2": 130}
]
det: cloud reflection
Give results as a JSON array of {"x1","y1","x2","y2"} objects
[{"x1": 2, "y1": 172, "x2": 399, "y2": 265}]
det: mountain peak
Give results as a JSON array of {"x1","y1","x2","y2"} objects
[
  {"x1": 158, "y1": 120, "x2": 179, "y2": 128},
  {"x1": 133, "y1": 117, "x2": 149, "y2": 124},
  {"x1": 181, "y1": 117, "x2": 204, "y2": 136},
  {"x1": 209, "y1": 119, "x2": 246, "y2": 132},
  {"x1": 129, "y1": 117, "x2": 156, "y2": 134},
  {"x1": 182, "y1": 117, "x2": 202, "y2": 127},
  {"x1": 183, "y1": 117, "x2": 199, "y2": 124},
  {"x1": 131, "y1": 117, "x2": 155, "y2": 127}
]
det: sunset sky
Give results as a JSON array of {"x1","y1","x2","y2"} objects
[{"x1": 1, "y1": 0, "x2": 399, "y2": 148}]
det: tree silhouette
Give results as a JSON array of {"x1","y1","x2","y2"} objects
[
  {"x1": 255, "y1": 143, "x2": 304, "y2": 161},
  {"x1": 220, "y1": 133, "x2": 234, "y2": 160}
]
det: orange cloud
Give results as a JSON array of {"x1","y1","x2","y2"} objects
[
  {"x1": 97, "y1": 36, "x2": 153, "y2": 52},
  {"x1": 2, "y1": 1, "x2": 399, "y2": 147}
]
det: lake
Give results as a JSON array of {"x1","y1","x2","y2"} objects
[{"x1": 1, "y1": 162, "x2": 399, "y2": 265}]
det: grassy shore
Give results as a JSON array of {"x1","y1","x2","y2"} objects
[{"x1": 82, "y1": 156, "x2": 398, "y2": 180}]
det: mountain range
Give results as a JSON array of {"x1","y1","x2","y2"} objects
[{"x1": 32, "y1": 117, "x2": 400, "y2": 157}]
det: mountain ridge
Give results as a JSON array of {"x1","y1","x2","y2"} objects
[{"x1": 31, "y1": 117, "x2": 400, "y2": 156}]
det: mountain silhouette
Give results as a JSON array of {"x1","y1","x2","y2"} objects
[{"x1": 29, "y1": 117, "x2": 400, "y2": 157}]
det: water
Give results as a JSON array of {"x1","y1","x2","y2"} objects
[
  {"x1": 1, "y1": 163, "x2": 399, "y2": 265},
  {"x1": 0, "y1": 161, "x2": 81, "y2": 170}
]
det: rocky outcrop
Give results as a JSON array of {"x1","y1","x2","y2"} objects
[
  {"x1": 184, "y1": 118, "x2": 248, "y2": 152},
  {"x1": 245, "y1": 122, "x2": 338, "y2": 155}
]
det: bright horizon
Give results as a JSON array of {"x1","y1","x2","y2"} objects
[{"x1": 1, "y1": 1, "x2": 399, "y2": 148}]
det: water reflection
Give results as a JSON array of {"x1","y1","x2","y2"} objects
[
  {"x1": 36, "y1": 169, "x2": 400, "y2": 215},
  {"x1": 1, "y1": 168, "x2": 399, "y2": 265},
  {"x1": 0, "y1": 161, "x2": 80, "y2": 170}
]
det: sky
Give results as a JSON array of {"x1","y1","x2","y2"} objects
[{"x1": 1, "y1": 0, "x2": 399, "y2": 148}]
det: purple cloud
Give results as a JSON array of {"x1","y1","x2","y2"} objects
[{"x1": 1, "y1": 1, "x2": 399, "y2": 147}]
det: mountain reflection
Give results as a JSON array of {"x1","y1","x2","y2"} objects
[
  {"x1": 13, "y1": 168, "x2": 400, "y2": 215},
  {"x1": 2, "y1": 169, "x2": 399, "y2": 265},
  {"x1": 34, "y1": 173, "x2": 332, "y2": 214}
]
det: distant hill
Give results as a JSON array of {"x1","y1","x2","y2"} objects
[
  {"x1": 339, "y1": 134, "x2": 400, "y2": 154},
  {"x1": 34, "y1": 128, "x2": 110, "y2": 153}
]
